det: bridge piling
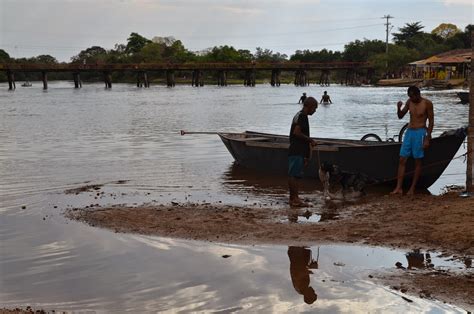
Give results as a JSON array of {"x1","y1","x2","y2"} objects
[
  {"x1": 143, "y1": 72, "x2": 149, "y2": 87},
  {"x1": 42, "y1": 72, "x2": 48, "y2": 90},
  {"x1": 103, "y1": 72, "x2": 112, "y2": 89},
  {"x1": 7, "y1": 71, "x2": 15, "y2": 90},
  {"x1": 73, "y1": 72, "x2": 82, "y2": 88},
  {"x1": 319, "y1": 70, "x2": 330, "y2": 86},
  {"x1": 192, "y1": 70, "x2": 204, "y2": 87},
  {"x1": 136, "y1": 72, "x2": 142, "y2": 87},
  {"x1": 166, "y1": 70, "x2": 175, "y2": 87},
  {"x1": 217, "y1": 70, "x2": 227, "y2": 86},
  {"x1": 136, "y1": 71, "x2": 149, "y2": 88},
  {"x1": 275, "y1": 69, "x2": 281, "y2": 86},
  {"x1": 271, "y1": 69, "x2": 276, "y2": 86},
  {"x1": 244, "y1": 70, "x2": 255, "y2": 87},
  {"x1": 294, "y1": 70, "x2": 308, "y2": 86}
]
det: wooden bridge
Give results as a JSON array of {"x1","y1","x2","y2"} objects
[{"x1": 1, "y1": 61, "x2": 372, "y2": 90}]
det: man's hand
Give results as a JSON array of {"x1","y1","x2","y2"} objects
[
  {"x1": 423, "y1": 136, "x2": 430, "y2": 149},
  {"x1": 304, "y1": 157, "x2": 309, "y2": 167},
  {"x1": 397, "y1": 101, "x2": 403, "y2": 109},
  {"x1": 310, "y1": 139, "x2": 317, "y2": 146}
]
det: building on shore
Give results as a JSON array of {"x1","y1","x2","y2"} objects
[{"x1": 408, "y1": 49, "x2": 471, "y2": 88}]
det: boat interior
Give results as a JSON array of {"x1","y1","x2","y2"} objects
[{"x1": 219, "y1": 131, "x2": 395, "y2": 148}]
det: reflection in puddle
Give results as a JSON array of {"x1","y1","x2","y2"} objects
[
  {"x1": 288, "y1": 246, "x2": 320, "y2": 304},
  {"x1": 395, "y1": 249, "x2": 434, "y2": 270},
  {"x1": 282, "y1": 210, "x2": 339, "y2": 223},
  {"x1": 0, "y1": 212, "x2": 468, "y2": 312}
]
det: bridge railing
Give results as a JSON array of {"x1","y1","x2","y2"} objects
[{"x1": 0, "y1": 61, "x2": 371, "y2": 72}]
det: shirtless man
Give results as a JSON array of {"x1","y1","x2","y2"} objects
[
  {"x1": 391, "y1": 86, "x2": 434, "y2": 195},
  {"x1": 320, "y1": 91, "x2": 332, "y2": 104},
  {"x1": 298, "y1": 92, "x2": 307, "y2": 104}
]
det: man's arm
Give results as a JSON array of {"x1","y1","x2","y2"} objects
[
  {"x1": 397, "y1": 100, "x2": 409, "y2": 119},
  {"x1": 293, "y1": 125, "x2": 315, "y2": 145},
  {"x1": 426, "y1": 100, "x2": 434, "y2": 139}
]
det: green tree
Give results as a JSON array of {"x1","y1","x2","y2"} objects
[
  {"x1": 0, "y1": 49, "x2": 10, "y2": 62},
  {"x1": 202, "y1": 45, "x2": 250, "y2": 62},
  {"x1": 370, "y1": 45, "x2": 419, "y2": 73},
  {"x1": 254, "y1": 47, "x2": 287, "y2": 62},
  {"x1": 138, "y1": 42, "x2": 164, "y2": 62},
  {"x1": 290, "y1": 49, "x2": 342, "y2": 62},
  {"x1": 343, "y1": 39, "x2": 386, "y2": 62},
  {"x1": 445, "y1": 24, "x2": 473, "y2": 49},
  {"x1": 392, "y1": 22, "x2": 424, "y2": 44},
  {"x1": 126, "y1": 32, "x2": 152, "y2": 54},
  {"x1": 404, "y1": 33, "x2": 446, "y2": 57},
  {"x1": 162, "y1": 40, "x2": 194, "y2": 62},
  {"x1": 34, "y1": 54, "x2": 58, "y2": 64},
  {"x1": 71, "y1": 46, "x2": 108, "y2": 63}
]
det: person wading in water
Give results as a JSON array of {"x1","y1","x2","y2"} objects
[{"x1": 320, "y1": 91, "x2": 332, "y2": 104}]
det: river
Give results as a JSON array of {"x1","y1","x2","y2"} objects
[{"x1": 0, "y1": 82, "x2": 469, "y2": 312}]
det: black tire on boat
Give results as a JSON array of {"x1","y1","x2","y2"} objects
[
  {"x1": 398, "y1": 123, "x2": 409, "y2": 142},
  {"x1": 361, "y1": 133, "x2": 382, "y2": 141}
]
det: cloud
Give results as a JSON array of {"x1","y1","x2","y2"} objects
[
  {"x1": 441, "y1": 0, "x2": 473, "y2": 5},
  {"x1": 210, "y1": 5, "x2": 262, "y2": 15}
]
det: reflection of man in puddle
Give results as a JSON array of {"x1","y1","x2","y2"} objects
[
  {"x1": 287, "y1": 246, "x2": 319, "y2": 304},
  {"x1": 406, "y1": 249, "x2": 432, "y2": 269}
]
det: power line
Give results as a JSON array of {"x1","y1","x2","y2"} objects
[{"x1": 1, "y1": 23, "x2": 383, "y2": 42}]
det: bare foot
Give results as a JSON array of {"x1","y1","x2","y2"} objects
[
  {"x1": 406, "y1": 189, "x2": 415, "y2": 196},
  {"x1": 390, "y1": 188, "x2": 403, "y2": 195}
]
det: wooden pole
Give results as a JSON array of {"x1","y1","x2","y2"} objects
[
  {"x1": 42, "y1": 71, "x2": 48, "y2": 90},
  {"x1": 7, "y1": 70, "x2": 15, "y2": 90},
  {"x1": 466, "y1": 31, "x2": 474, "y2": 192}
]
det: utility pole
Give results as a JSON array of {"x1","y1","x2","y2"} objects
[
  {"x1": 382, "y1": 15, "x2": 394, "y2": 54},
  {"x1": 466, "y1": 30, "x2": 473, "y2": 193},
  {"x1": 382, "y1": 15, "x2": 394, "y2": 78}
]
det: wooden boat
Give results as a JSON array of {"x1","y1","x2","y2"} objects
[
  {"x1": 376, "y1": 78, "x2": 423, "y2": 87},
  {"x1": 457, "y1": 91, "x2": 469, "y2": 104},
  {"x1": 218, "y1": 128, "x2": 467, "y2": 189}
]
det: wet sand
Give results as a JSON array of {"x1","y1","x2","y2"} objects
[{"x1": 66, "y1": 192, "x2": 474, "y2": 309}]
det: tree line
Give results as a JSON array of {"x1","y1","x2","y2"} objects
[{"x1": 1, "y1": 22, "x2": 471, "y2": 84}]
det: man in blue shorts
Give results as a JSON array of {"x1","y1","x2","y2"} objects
[
  {"x1": 288, "y1": 97, "x2": 318, "y2": 206},
  {"x1": 391, "y1": 86, "x2": 434, "y2": 195}
]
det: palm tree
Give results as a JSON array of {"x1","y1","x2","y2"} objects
[{"x1": 392, "y1": 22, "x2": 425, "y2": 44}]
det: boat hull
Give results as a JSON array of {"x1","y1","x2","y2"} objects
[
  {"x1": 219, "y1": 129, "x2": 466, "y2": 189},
  {"x1": 457, "y1": 92, "x2": 469, "y2": 104}
]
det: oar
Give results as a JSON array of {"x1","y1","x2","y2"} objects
[{"x1": 180, "y1": 130, "x2": 219, "y2": 136}]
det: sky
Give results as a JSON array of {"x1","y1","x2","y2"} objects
[{"x1": 0, "y1": 0, "x2": 472, "y2": 62}]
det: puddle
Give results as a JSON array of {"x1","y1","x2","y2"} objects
[
  {"x1": 1, "y1": 209, "x2": 470, "y2": 313},
  {"x1": 281, "y1": 210, "x2": 340, "y2": 223}
]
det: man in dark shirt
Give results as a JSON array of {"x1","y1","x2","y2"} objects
[
  {"x1": 288, "y1": 246, "x2": 318, "y2": 304},
  {"x1": 288, "y1": 97, "x2": 318, "y2": 207}
]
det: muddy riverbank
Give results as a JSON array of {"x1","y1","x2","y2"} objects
[{"x1": 66, "y1": 191, "x2": 474, "y2": 310}]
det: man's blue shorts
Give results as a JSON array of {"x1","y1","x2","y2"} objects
[
  {"x1": 400, "y1": 128, "x2": 426, "y2": 159},
  {"x1": 288, "y1": 155, "x2": 304, "y2": 178}
]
